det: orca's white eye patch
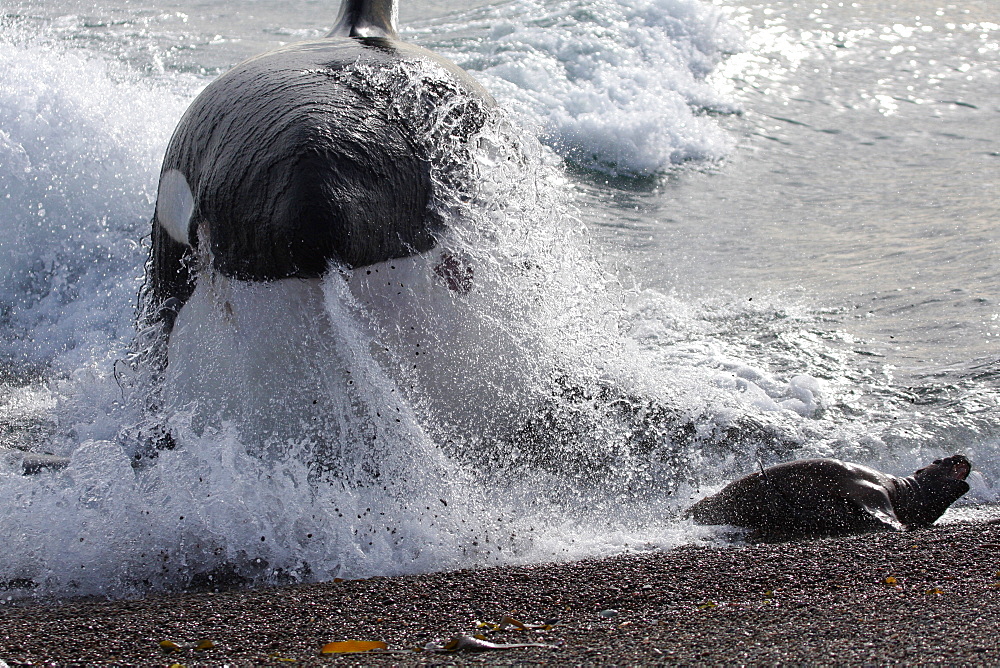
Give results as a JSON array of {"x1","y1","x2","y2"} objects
[{"x1": 156, "y1": 169, "x2": 195, "y2": 245}]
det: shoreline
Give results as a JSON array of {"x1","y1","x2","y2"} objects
[{"x1": 2, "y1": 520, "x2": 998, "y2": 665}]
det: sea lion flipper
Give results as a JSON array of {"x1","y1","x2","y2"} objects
[{"x1": 838, "y1": 476, "x2": 900, "y2": 528}]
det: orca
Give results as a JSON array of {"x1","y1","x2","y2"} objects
[
  {"x1": 121, "y1": 0, "x2": 506, "y2": 464},
  {"x1": 145, "y1": 0, "x2": 494, "y2": 330},
  {"x1": 130, "y1": 0, "x2": 800, "y2": 473}
]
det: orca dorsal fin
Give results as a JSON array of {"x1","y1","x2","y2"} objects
[{"x1": 328, "y1": 0, "x2": 399, "y2": 39}]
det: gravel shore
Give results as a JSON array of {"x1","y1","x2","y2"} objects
[{"x1": 2, "y1": 519, "x2": 998, "y2": 666}]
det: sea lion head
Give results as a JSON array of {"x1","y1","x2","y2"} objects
[
  {"x1": 896, "y1": 454, "x2": 972, "y2": 528},
  {"x1": 913, "y1": 454, "x2": 972, "y2": 482}
]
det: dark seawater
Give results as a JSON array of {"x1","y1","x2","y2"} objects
[{"x1": 0, "y1": 0, "x2": 996, "y2": 597}]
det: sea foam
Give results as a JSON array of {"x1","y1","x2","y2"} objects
[
  {"x1": 413, "y1": 0, "x2": 743, "y2": 176},
  {"x1": 0, "y1": 33, "x2": 778, "y2": 596},
  {"x1": 0, "y1": 37, "x2": 189, "y2": 372}
]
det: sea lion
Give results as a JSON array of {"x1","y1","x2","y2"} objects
[
  {"x1": 687, "y1": 455, "x2": 972, "y2": 538},
  {"x1": 144, "y1": 0, "x2": 493, "y2": 332}
]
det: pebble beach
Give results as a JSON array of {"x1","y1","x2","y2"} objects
[{"x1": 2, "y1": 517, "x2": 997, "y2": 666}]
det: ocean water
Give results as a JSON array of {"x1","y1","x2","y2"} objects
[{"x1": 0, "y1": 0, "x2": 996, "y2": 597}]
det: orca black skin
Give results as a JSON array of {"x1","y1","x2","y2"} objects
[
  {"x1": 687, "y1": 455, "x2": 972, "y2": 539},
  {"x1": 146, "y1": 0, "x2": 493, "y2": 314}
]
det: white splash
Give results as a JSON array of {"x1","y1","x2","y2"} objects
[{"x1": 414, "y1": 0, "x2": 743, "y2": 175}]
